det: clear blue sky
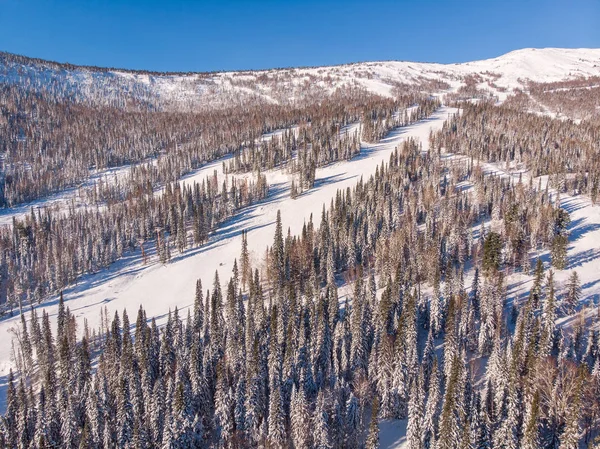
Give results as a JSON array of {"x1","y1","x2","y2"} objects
[{"x1": 0, "y1": 0, "x2": 598, "y2": 72}]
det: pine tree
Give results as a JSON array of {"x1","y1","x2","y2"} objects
[
  {"x1": 471, "y1": 268, "x2": 480, "y2": 317},
  {"x1": 271, "y1": 210, "x2": 285, "y2": 285},
  {"x1": 20, "y1": 313, "x2": 33, "y2": 376},
  {"x1": 565, "y1": 271, "x2": 581, "y2": 315},
  {"x1": 60, "y1": 399, "x2": 79, "y2": 449},
  {"x1": 234, "y1": 377, "x2": 247, "y2": 440},
  {"x1": 267, "y1": 380, "x2": 286, "y2": 448},
  {"x1": 117, "y1": 377, "x2": 134, "y2": 448},
  {"x1": 542, "y1": 269, "x2": 557, "y2": 356},
  {"x1": 344, "y1": 393, "x2": 360, "y2": 449},
  {"x1": 240, "y1": 230, "x2": 251, "y2": 291},
  {"x1": 529, "y1": 258, "x2": 544, "y2": 309},
  {"x1": 290, "y1": 385, "x2": 312, "y2": 449},
  {"x1": 366, "y1": 396, "x2": 380, "y2": 449},
  {"x1": 551, "y1": 208, "x2": 570, "y2": 270},
  {"x1": 4, "y1": 370, "x2": 17, "y2": 447},
  {"x1": 551, "y1": 235, "x2": 569, "y2": 270},
  {"x1": 482, "y1": 232, "x2": 502, "y2": 276},
  {"x1": 313, "y1": 394, "x2": 332, "y2": 449},
  {"x1": 214, "y1": 364, "x2": 234, "y2": 446},
  {"x1": 438, "y1": 357, "x2": 461, "y2": 449},
  {"x1": 406, "y1": 374, "x2": 424, "y2": 449},
  {"x1": 423, "y1": 359, "x2": 441, "y2": 449},
  {"x1": 493, "y1": 370, "x2": 519, "y2": 449},
  {"x1": 521, "y1": 390, "x2": 540, "y2": 449}
]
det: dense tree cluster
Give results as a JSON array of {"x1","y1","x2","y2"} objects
[
  {"x1": 527, "y1": 77, "x2": 600, "y2": 121},
  {"x1": 0, "y1": 94, "x2": 439, "y2": 310},
  {"x1": 4, "y1": 51, "x2": 600, "y2": 447},
  {"x1": 5, "y1": 129, "x2": 594, "y2": 448},
  {"x1": 0, "y1": 82, "x2": 425, "y2": 207},
  {"x1": 225, "y1": 97, "x2": 438, "y2": 185},
  {"x1": 433, "y1": 102, "x2": 600, "y2": 202},
  {"x1": 0, "y1": 171, "x2": 268, "y2": 310},
  {"x1": 0, "y1": 82, "x2": 271, "y2": 206}
]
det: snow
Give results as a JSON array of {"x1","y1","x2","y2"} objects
[
  {"x1": 3, "y1": 48, "x2": 600, "y2": 110},
  {"x1": 2, "y1": 47, "x2": 599, "y2": 223},
  {"x1": 0, "y1": 125, "x2": 297, "y2": 227},
  {"x1": 380, "y1": 419, "x2": 408, "y2": 449},
  {"x1": 439, "y1": 132, "x2": 600, "y2": 324},
  {"x1": 0, "y1": 108, "x2": 453, "y2": 395},
  {"x1": 371, "y1": 114, "x2": 600, "y2": 448},
  {"x1": 2, "y1": 48, "x2": 600, "y2": 439},
  {"x1": 0, "y1": 163, "x2": 136, "y2": 226}
]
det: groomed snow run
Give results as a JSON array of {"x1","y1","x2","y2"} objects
[{"x1": 0, "y1": 107, "x2": 454, "y2": 387}]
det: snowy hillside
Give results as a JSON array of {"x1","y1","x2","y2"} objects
[
  {"x1": 2, "y1": 47, "x2": 600, "y2": 448},
  {"x1": 2, "y1": 48, "x2": 600, "y2": 109},
  {"x1": 0, "y1": 108, "x2": 452, "y2": 378}
]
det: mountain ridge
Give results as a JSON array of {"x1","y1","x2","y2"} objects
[
  {"x1": 2, "y1": 47, "x2": 600, "y2": 110},
  {"x1": 1, "y1": 46, "x2": 599, "y2": 75}
]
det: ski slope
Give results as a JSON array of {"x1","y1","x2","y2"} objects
[
  {"x1": 2, "y1": 49, "x2": 600, "y2": 443},
  {"x1": 2, "y1": 48, "x2": 599, "y2": 223},
  {"x1": 0, "y1": 108, "x2": 454, "y2": 385}
]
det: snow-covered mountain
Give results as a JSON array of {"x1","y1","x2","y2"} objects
[
  {"x1": 0, "y1": 48, "x2": 600, "y2": 449},
  {"x1": 2, "y1": 48, "x2": 600, "y2": 109}
]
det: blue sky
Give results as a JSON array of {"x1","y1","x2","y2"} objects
[{"x1": 0, "y1": 0, "x2": 598, "y2": 72}]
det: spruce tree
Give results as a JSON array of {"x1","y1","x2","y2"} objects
[
  {"x1": 529, "y1": 258, "x2": 544, "y2": 309},
  {"x1": 565, "y1": 271, "x2": 581, "y2": 315},
  {"x1": 366, "y1": 396, "x2": 380, "y2": 449},
  {"x1": 406, "y1": 374, "x2": 424, "y2": 449},
  {"x1": 521, "y1": 390, "x2": 540, "y2": 449},
  {"x1": 482, "y1": 232, "x2": 502, "y2": 276}
]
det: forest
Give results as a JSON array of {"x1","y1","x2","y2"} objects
[
  {"x1": 1, "y1": 50, "x2": 600, "y2": 449},
  {"x1": 4, "y1": 120, "x2": 599, "y2": 448}
]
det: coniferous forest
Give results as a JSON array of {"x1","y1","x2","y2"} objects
[{"x1": 1, "y1": 48, "x2": 600, "y2": 449}]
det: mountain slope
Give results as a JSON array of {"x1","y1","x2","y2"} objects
[{"x1": 2, "y1": 48, "x2": 600, "y2": 110}]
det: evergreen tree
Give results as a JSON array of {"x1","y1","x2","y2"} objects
[
  {"x1": 521, "y1": 390, "x2": 540, "y2": 449},
  {"x1": 565, "y1": 271, "x2": 581, "y2": 315},
  {"x1": 344, "y1": 393, "x2": 361, "y2": 449},
  {"x1": 240, "y1": 230, "x2": 251, "y2": 291},
  {"x1": 271, "y1": 210, "x2": 285, "y2": 285},
  {"x1": 438, "y1": 357, "x2": 461, "y2": 449},
  {"x1": 551, "y1": 208, "x2": 570, "y2": 270},
  {"x1": 313, "y1": 393, "x2": 332, "y2": 449},
  {"x1": 423, "y1": 360, "x2": 441, "y2": 449},
  {"x1": 529, "y1": 258, "x2": 544, "y2": 309},
  {"x1": 406, "y1": 374, "x2": 424, "y2": 449},
  {"x1": 290, "y1": 385, "x2": 312, "y2": 449},
  {"x1": 366, "y1": 396, "x2": 380, "y2": 449},
  {"x1": 542, "y1": 269, "x2": 557, "y2": 355},
  {"x1": 482, "y1": 232, "x2": 502, "y2": 276}
]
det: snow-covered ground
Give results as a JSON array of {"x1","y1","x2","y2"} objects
[
  {"x1": 0, "y1": 125, "x2": 297, "y2": 227},
  {"x1": 1, "y1": 47, "x2": 600, "y2": 446},
  {"x1": 0, "y1": 108, "x2": 454, "y2": 391},
  {"x1": 441, "y1": 151, "x2": 600, "y2": 316},
  {"x1": 1, "y1": 102, "x2": 599, "y2": 449},
  {"x1": 3, "y1": 48, "x2": 600, "y2": 110},
  {"x1": 0, "y1": 163, "x2": 136, "y2": 227}
]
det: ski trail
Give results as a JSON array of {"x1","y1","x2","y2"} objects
[{"x1": 0, "y1": 108, "x2": 452, "y2": 384}]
